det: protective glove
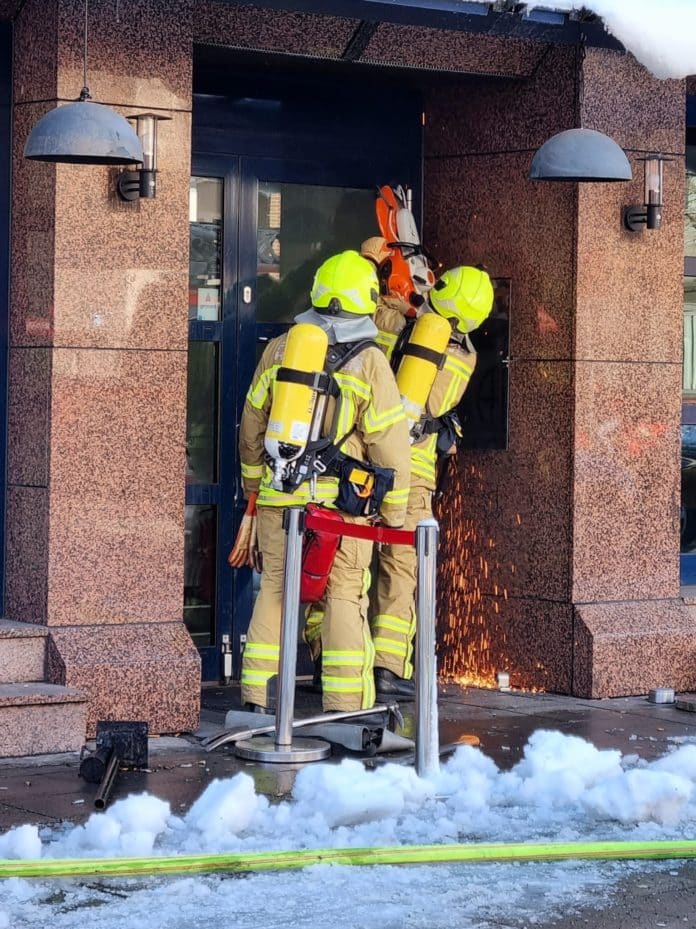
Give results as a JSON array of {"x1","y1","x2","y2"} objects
[{"x1": 228, "y1": 492, "x2": 258, "y2": 568}]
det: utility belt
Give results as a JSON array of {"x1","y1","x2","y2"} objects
[
  {"x1": 411, "y1": 409, "x2": 463, "y2": 456},
  {"x1": 266, "y1": 443, "x2": 395, "y2": 519}
]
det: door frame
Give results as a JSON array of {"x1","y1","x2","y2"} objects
[{"x1": 189, "y1": 153, "x2": 423, "y2": 680}]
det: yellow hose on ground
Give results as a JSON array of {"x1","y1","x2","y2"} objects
[{"x1": 3, "y1": 840, "x2": 696, "y2": 879}]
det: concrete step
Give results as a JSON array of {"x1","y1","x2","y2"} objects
[
  {"x1": 0, "y1": 683, "x2": 87, "y2": 757},
  {"x1": 0, "y1": 620, "x2": 47, "y2": 684}
]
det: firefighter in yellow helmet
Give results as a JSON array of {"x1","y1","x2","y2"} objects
[
  {"x1": 304, "y1": 236, "x2": 412, "y2": 684},
  {"x1": 370, "y1": 258, "x2": 495, "y2": 697},
  {"x1": 239, "y1": 250, "x2": 411, "y2": 713}
]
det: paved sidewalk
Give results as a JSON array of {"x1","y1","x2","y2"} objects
[{"x1": 1, "y1": 683, "x2": 696, "y2": 832}]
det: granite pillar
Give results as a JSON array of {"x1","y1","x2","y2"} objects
[
  {"x1": 9, "y1": 0, "x2": 200, "y2": 734},
  {"x1": 425, "y1": 45, "x2": 693, "y2": 696}
]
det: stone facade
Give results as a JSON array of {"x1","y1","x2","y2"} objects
[{"x1": 1, "y1": 0, "x2": 692, "y2": 731}]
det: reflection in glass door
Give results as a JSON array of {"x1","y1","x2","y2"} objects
[
  {"x1": 681, "y1": 132, "x2": 696, "y2": 585},
  {"x1": 255, "y1": 181, "x2": 376, "y2": 326},
  {"x1": 185, "y1": 174, "x2": 226, "y2": 675}
]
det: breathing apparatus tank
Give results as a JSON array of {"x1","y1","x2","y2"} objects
[
  {"x1": 264, "y1": 323, "x2": 329, "y2": 489},
  {"x1": 395, "y1": 312, "x2": 452, "y2": 429}
]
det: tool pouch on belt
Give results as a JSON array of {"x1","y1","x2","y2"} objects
[
  {"x1": 334, "y1": 455, "x2": 395, "y2": 519},
  {"x1": 300, "y1": 504, "x2": 344, "y2": 602},
  {"x1": 436, "y1": 410, "x2": 463, "y2": 456}
]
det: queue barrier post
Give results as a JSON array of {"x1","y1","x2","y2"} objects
[
  {"x1": 235, "y1": 508, "x2": 440, "y2": 769},
  {"x1": 235, "y1": 507, "x2": 331, "y2": 763},
  {"x1": 415, "y1": 517, "x2": 440, "y2": 778}
]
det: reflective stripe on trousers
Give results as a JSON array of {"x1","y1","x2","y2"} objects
[
  {"x1": 241, "y1": 507, "x2": 377, "y2": 712},
  {"x1": 372, "y1": 486, "x2": 433, "y2": 678}
]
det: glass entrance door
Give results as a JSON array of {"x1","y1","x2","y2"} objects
[{"x1": 185, "y1": 156, "x2": 383, "y2": 680}]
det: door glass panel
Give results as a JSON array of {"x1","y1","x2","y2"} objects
[
  {"x1": 189, "y1": 177, "x2": 223, "y2": 320},
  {"x1": 186, "y1": 341, "x2": 218, "y2": 484},
  {"x1": 686, "y1": 144, "x2": 696, "y2": 259},
  {"x1": 256, "y1": 182, "x2": 375, "y2": 323},
  {"x1": 682, "y1": 277, "x2": 696, "y2": 558},
  {"x1": 459, "y1": 278, "x2": 511, "y2": 450},
  {"x1": 184, "y1": 504, "x2": 217, "y2": 646}
]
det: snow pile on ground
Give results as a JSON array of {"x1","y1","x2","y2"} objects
[
  {"x1": 2, "y1": 730, "x2": 696, "y2": 928},
  {"x1": 467, "y1": 0, "x2": 696, "y2": 79}
]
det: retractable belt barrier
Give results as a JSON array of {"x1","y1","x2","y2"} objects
[
  {"x1": 235, "y1": 506, "x2": 440, "y2": 776},
  {"x1": 303, "y1": 509, "x2": 416, "y2": 547}
]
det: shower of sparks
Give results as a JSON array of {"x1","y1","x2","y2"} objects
[{"x1": 434, "y1": 460, "x2": 513, "y2": 689}]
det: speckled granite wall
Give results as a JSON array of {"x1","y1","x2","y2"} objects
[
  {"x1": 9, "y1": 0, "x2": 200, "y2": 735},
  {"x1": 0, "y1": 1, "x2": 19, "y2": 21},
  {"x1": 425, "y1": 44, "x2": 578, "y2": 693},
  {"x1": 426, "y1": 45, "x2": 692, "y2": 697},
  {"x1": 193, "y1": 0, "x2": 547, "y2": 79}
]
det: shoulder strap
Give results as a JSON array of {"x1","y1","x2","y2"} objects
[
  {"x1": 315, "y1": 340, "x2": 377, "y2": 464},
  {"x1": 324, "y1": 339, "x2": 376, "y2": 375},
  {"x1": 388, "y1": 319, "x2": 415, "y2": 375}
]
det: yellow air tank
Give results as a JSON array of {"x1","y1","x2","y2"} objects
[
  {"x1": 396, "y1": 312, "x2": 452, "y2": 427},
  {"x1": 264, "y1": 323, "x2": 329, "y2": 479}
]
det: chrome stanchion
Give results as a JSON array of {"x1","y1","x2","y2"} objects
[
  {"x1": 415, "y1": 517, "x2": 440, "y2": 777},
  {"x1": 236, "y1": 507, "x2": 330, "y2": 763}
]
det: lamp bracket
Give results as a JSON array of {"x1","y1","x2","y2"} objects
[
  {"x1": 623, "y1": 204, "x2": 662, "y2": 232},
  {"x1": 117, "y1": 170, "x2": 141, "y2": 202}
]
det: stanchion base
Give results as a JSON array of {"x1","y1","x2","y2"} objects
[{"x1": 234, "y1": 735, "x2": 331, "y2": 763}]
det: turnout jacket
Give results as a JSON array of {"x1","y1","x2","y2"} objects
[
  {"x1": 374, "y1": 296, "x2": 476, "y2": 490},
  {"x1": 239, "y1": 328, "x2": 411, "y2": 526}
]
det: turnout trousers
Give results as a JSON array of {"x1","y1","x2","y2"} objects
[
  {"x1": 372, "y1": 486, "x2": 432, "y2": 679},
  {"x1": 241, "y1": 506, "x2": 376, "y2": 712}
]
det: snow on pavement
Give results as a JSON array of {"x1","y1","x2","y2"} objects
[{"x1": 2, "y1": 730, "x2": 696, "y2": 928}]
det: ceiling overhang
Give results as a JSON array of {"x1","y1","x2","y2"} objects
[{"x1": 212, "y1": 0, "x2": 622, "y2": 51}]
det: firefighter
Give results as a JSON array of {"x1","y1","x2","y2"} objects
[
  {"x1": 370, "y1": 261, "x2": 495, "y2": 696},
  {"x1": 304, "y1": 236, "x2": 412, "y2": 691},
  {"x1": 239, "y1": 250, "x2": 411, "y2": 714}
]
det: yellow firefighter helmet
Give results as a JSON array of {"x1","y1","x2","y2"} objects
[
  {"x1": 429, "y1": 266, "x2": 494, "y2": 334},
  {"x1": 311, "y1": 250, "x2": 379, "y2": 316}
]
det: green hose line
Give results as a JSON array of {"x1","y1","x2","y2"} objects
[{"x1": 3, "y1": 840, "x2": 696, "y2": 879}]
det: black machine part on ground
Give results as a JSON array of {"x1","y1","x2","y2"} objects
[{"x1": 78, "y1": 720, "x2": 149, "y2": 810}]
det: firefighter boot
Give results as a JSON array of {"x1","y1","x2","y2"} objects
[{"x1": 374, "y1": 667, "x2": 416, "y2": 700}]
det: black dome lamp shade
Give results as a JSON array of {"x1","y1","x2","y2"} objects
[
  {"x1": 23, "y1": 0, "x2": 144, "y2": 166},
  {"x1": 529, "y1": 128, "x2": 632, "y2": 182},
  {"x1": 24, "y1": 91, "x2": 144, "y2": 165}
]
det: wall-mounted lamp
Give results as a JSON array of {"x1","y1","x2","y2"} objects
[
  {"x1": 24, "y1": 0, "x2": 143, "y2": 166},
  {"x1": 623, "y1": 155, "x2": 671, "y2": 232},
  {"x1": 529, "y1": 128, "x2": 632, "y2": 183},
  {"x1": 117, "y1": 113, "x2": 171, "y2": 201}
]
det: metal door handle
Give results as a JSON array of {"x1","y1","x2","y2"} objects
[{"x1": 242, "y1": 285, "x2": 253, "y2": 304}]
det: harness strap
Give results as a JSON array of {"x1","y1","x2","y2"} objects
[
  {"x1": 276, "y1": 368, "x2": 332, "y2": 392},
  {"x1": 401, "y1": 343, "x2": 445, "y2": 368}
]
